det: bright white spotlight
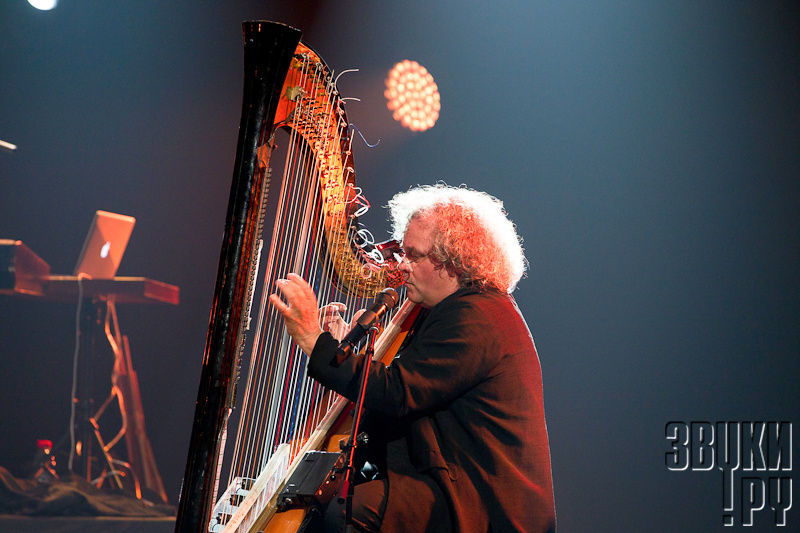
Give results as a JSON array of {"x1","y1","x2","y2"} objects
[
  {"x1": 0, "y1": 139, "x2": 18, "y2": 152},
  {"x1": 385, "y1": 60, "x2": 441, "y2": 132},
  {"x1": 28, "y1": 0, "x2": 58, "y2": 11}
]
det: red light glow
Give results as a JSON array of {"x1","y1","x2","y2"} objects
[{"x1": 384, "y1": 60, "x2": 441, "y2": 132}]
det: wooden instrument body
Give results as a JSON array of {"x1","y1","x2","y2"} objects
[
  {"x1": 175, "y1": 21, "x2": 405, "y2": 533},
  {"x1": 251, "y1": 301, "x2": 420, "y2": 533}
]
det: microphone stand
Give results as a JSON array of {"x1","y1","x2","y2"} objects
[{"x1": 339, "y1": 326, "x2": 378, "y2": 532}]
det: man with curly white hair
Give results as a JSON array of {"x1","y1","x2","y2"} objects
[{"x1": 271, "y1": 184, "x2": 556, "y2": 532}]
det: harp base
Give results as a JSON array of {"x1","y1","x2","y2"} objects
[{"x1": 276, "y1": 451, "x2": 343, "y2": 512}]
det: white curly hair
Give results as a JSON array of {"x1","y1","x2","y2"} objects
[{"x1": 387, "y1": 183, "x2": 527, "y2": 293}]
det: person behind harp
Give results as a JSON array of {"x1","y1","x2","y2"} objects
[{"x1": 270, "y1": 183, "x2": 556, "y2": 532}]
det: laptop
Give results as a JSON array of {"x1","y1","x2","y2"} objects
[{"x1": 73, "y1": 210, "x2": 136, "y2": 279}]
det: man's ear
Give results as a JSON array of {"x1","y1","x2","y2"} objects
[{"x1": 439, "y1": 262, "x2": 461, "y2": 280}]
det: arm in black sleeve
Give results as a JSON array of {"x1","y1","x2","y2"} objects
[{"x1": 307, "y1": 296, "x2": 502, "y2": 418}]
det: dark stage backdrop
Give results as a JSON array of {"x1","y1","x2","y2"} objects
[{"x1": 1, "y1": 1, "x2": 797, "y2": 531}]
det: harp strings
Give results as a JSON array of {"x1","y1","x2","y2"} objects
[
  {"x1": 224, "y1": 52, "x2": 375, "y2": 491},
  {"x1": 227, "y1": 52, "x2": 316, "y2": 486}
]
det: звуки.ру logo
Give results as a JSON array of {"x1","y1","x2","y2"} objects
[{"x1": 666, "y1": 421, "x2": 792, "y2": 527}]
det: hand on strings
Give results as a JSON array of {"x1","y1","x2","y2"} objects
[
  {"x1": 269, "y1": 273, "x2": 323, "y2": 355},
  {"x1": 320, "y1": 302, "x2": 348, "y2": 341},
  {"x1": 320, "y1": 303, "x2": 367, "y2": 341}
]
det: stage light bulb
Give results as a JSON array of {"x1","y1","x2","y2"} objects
[
  {"x1": 28, "y1": 0, "x2": 58, "y2": 10},
  {"x1": 385, "y1": 60, "x2": 440, "y2": 132}
]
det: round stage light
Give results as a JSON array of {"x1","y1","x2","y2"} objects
[
  {"x1": 28, "y1": 0, "x2": 58, "y2": 10},
  {"x1": 384, "y1": 60, "x2": 440, "y2": 132}
]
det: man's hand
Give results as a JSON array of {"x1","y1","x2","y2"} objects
[
  {"x1": 320, "y1": 302, "x2": 349, "y2": 341},
  {"x1": 319, "y1": 302, "x2": 367, "y2": 339},
  {"x1": 268, "y1": 273, "x2": 323, "y2": 355}
]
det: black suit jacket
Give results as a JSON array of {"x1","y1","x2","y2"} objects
[{"x1": 308, "y1": 287, "x2": 556, "y2": 532}]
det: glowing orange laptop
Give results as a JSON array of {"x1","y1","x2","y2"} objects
[{"x1": 73, "y1": 210, "x2": 136, "y2": 279}]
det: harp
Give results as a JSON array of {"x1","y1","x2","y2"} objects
[{"x1": 174, "y1": 21, "x2": 410, "y2": 532}]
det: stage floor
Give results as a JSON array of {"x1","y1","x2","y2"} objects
[{"x1": 0, "y1": 515, "x2": 175, "y2": 532}]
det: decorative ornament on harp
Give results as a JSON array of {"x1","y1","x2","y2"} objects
[{"x1": 268, "y1": 46, "x2": 405, "y2": 295}]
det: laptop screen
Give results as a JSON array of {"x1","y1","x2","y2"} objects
[{"x1": 73, "y1": 210, "x2": 136, "y2": 279}]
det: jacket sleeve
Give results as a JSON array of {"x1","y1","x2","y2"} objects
[{"x1": 307, "y1": 297, "x2": 503, "y2": 418}]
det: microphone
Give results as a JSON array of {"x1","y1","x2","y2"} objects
[{"x1": 333, "y1": 288, "x2": 400, "y2": 365}]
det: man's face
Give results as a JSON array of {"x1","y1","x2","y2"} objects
[{"x1": 399, "y1": 217, "x2": 460, "y2": 308}]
